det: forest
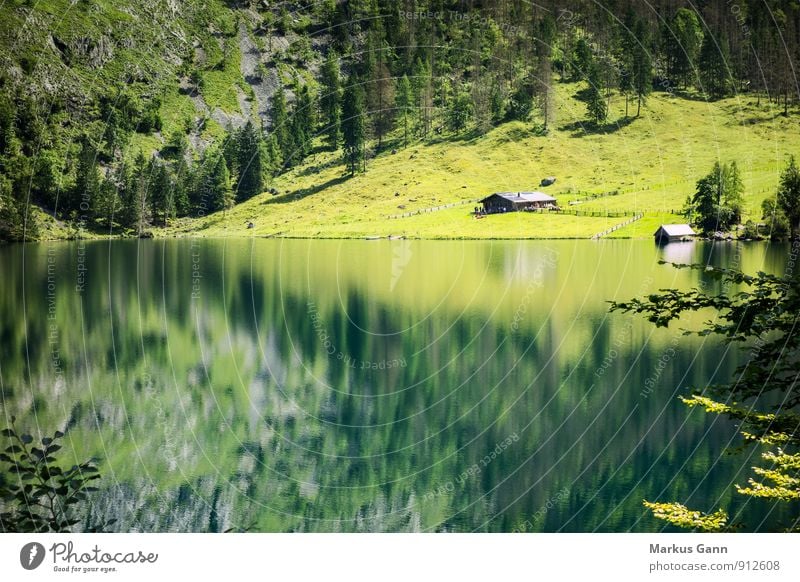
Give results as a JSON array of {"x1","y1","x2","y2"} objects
[{"x1": 0, "y1": 0, "x2": 798, "y2": 241}]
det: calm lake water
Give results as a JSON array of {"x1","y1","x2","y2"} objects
[{"x1": 1, "y1": 238, "x2": 797, "y2": 532}]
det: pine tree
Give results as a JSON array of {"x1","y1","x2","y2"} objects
[
  {"x1": 93, "y1": 178, "x2": 119, "y2": 229},
  {"x1": 235, "y1": 120, "x2": 264, "y2": 202},
  {"x1": 319, "y1": 50, "x2": 341, "y2": 150},
  {"x1": 292, "y1": 85, "x2": 316, "y2": 161},
  {"x1": 535, "y1": 14, "x2": 556, "y2": 130},
  {"x1": 71, "y1": 136, "x2": 100, "y2": 218},
  {"x1": 777, "y1": 155, "x2": 800, "y2": 237},
  {"x1": 395, "y1": 75, "x2": 413, "y2": 147},
  {"x1": 197, "y1": 149, "x2": 233, "y2": 213},
  {"x1": 573, "y1": 38, "x2": 593, "y2": 81},
  {"x1": 618, "y1": 8, "x2": 638, "y2": 119},
  {"x1": 341, "y1": 72, "x2": 366, "y2": 175},
  {"x1": 586, "y1": 64, "x2": 607, "y2": 125},
  {"x1": 172, "y1": 157, "x2": 191, "y2": 217},
  {"x1": 722, "y1": 161, "x2": 744, "y2": 225},
  {"x1": 222, "y1": 125, "x2": 240, "y2": 177},
  {"x1": 761, "y1": 199, "x2": 790, "y2": 240},
  {"x1": 663, "y1": 8, "x2": 703, "y2": 89},
  {"x1": 125, "y1": 152, "x2": 151, "y2": 235},
  {"x1": 269, "y1": 87, "x2": 294, "y2": 169},
  {"x1": 447, "y1": 89, "x2": 473, "y2": 134},
  {"x1": 491, "y1": 80, "x2": 507, "y2": 126},
  {"x1": 149, "y1": 159, "x2": 174, "y2": 226},
  {"x1": 209, "y1": 152, "x2": 233, "y2": 214},
  {"x1": 632, "y1": 19, "x2": 653, "y2": 117},
  {"x1": 698, "y1": 28, "x2": 731, "y2": 98},
  {"x1": 412, "y1": 57, "x2": 433, "y2": 138},
  {"x1": 265, "y1": 134, "x2": 281, "y2": 175},
  {"x1": 0, "y1": 94, "x2": 14, "y2": 158},
  {"x1": 374, "y1": 60, "x2": 395, "y2": 149}
]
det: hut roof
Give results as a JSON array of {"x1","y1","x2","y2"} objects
[
  {"x1": 654, "y1": 224, "x2": 696, "y2": 237},
  {"x1": 482, "y1": 191, "x2": 556, "y2": 203}
]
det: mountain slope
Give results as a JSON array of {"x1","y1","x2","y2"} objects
[{"x1": 168, "y1": 81, "x2": 798, "y2": 239}]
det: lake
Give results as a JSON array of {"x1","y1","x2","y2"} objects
[{"x1": 0, "y1": 238, "x2": 796, "y2": 532}]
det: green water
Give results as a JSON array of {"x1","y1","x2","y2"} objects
[{"x1": 0, "y1": 238, "x2": 796, "y2": 532}]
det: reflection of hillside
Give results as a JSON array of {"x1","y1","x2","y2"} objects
[{"x1": 0, "y1": 240, "x2": 794, "y2": 531}]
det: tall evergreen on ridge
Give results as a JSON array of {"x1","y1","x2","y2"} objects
[
  {"x1": 318, "y1": 50, "x2": 342, "y2": 151},
  {"x1": 632, "y1": 18, "x2": 653, "y2": 117},
  {"x1": 395, "y1": 75, "x2": 413, "y2": 147},
  {"x1": 698, "y1": 27, "x2": 732, "y2": 98},
  {"x1": 663, "y1": 8, "x2": 703, "y2": 89},
  {"x1": 235, "y1": 121, "x2": 264, "y2": 203},
  {"x1": 269, "y1": 87, "x2": 294, "y2": 169},
  {"x1": 292, "y1": 85, "x2": 316, "y2": 161},
  {"x1": 341, "y1": 72, "x2": 366, "y2": 175},
  {"x1": 586, "y1": 64, "x2": 608, "y2": 125},
  {"x1": 71, "y1": 136, "x2": 101, "y2": 218}
]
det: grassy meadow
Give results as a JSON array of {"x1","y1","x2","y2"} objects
[{"x1": 166, "y1": 82, "x2": 798, "y2": 240}]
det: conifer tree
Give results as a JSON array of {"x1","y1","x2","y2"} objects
[
  {"x1": 698, "y1": 28, "x2": 731, "y2": 98},
  {"x1": 777, "y1": 155, "x2": 800, "y2": 237},
  {"x1": 235, "y1": 121, "x2": 264, "y2": 202},
  {"x1": 269, "y1": 87, "x2": 293, "y2": 169},
  {"x1": 632, "y1": 19, "x2": 653, "y2": 117},
  {"x1": 586, "y1": 64, "x2": 607, "y2": 125},
  {"x1": 319, "y1": 50, "x2": 342, "y2": 150},
  {"x1": 395, "y1": 75, "x2": 413, "y2": 147},
  {"x1": 341, "y1": 73, "x2": 366, "y2": 175},
  {"x1": 663, "y1": 8, "x2": 703, "y2": 89}
]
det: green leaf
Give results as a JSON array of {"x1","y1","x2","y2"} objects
[
  {"x1": 54, "y1": 431, "x2": 64, "y2": 438},
  {"x1": 4, "y1": 445, "x2": 22, "y2": 453},
  {"x1": 20, "y1": 434, "x2": 33, "y2": 444},
  {"x1": 0, "y1": 428, "x2": 14, "y2": 437},
  {"x1": 41, "y1": 437, "x2": 52, "y2": 446}
]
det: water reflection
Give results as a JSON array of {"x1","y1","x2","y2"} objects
[{"x1": 0, "y1": 239, "x2": 796, "y2": 531}]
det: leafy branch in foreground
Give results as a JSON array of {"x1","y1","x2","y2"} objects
[
  {"x1": 610, "y1": 262, "x2": 800, "y2": 531},
  {"x1": 642, "y1": 501, "x2": 728, "y2": 532},
  {"x1": 0, "y1": 417, "x2": 114, "y2": 532}
]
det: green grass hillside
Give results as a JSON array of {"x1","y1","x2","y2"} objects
[{"x1": 169, "y1": 82, "x2": 798, "y2": 240}]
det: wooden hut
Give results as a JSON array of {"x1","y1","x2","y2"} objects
[
  {"x1": 654, "y1": 224, "x2": 697, "y2": 243},
  {"x1": 480, "y1": 192, "x2": 557, "y2": 214}
]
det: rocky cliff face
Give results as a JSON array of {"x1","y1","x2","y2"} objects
[{"x1": 0, "y1": 1, "x2": 321, "y2": 156}]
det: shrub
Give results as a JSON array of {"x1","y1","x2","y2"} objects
[{"x1": 0, "y1": 417, "x2": 113, "y2": 532}]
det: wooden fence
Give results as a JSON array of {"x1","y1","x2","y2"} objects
[
  {"x1": 590, "y1": 213, "x2": 644, "y2": 239},
  {"x1": 387, "y1": 199, "x2": 479, "y2": 219}
]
